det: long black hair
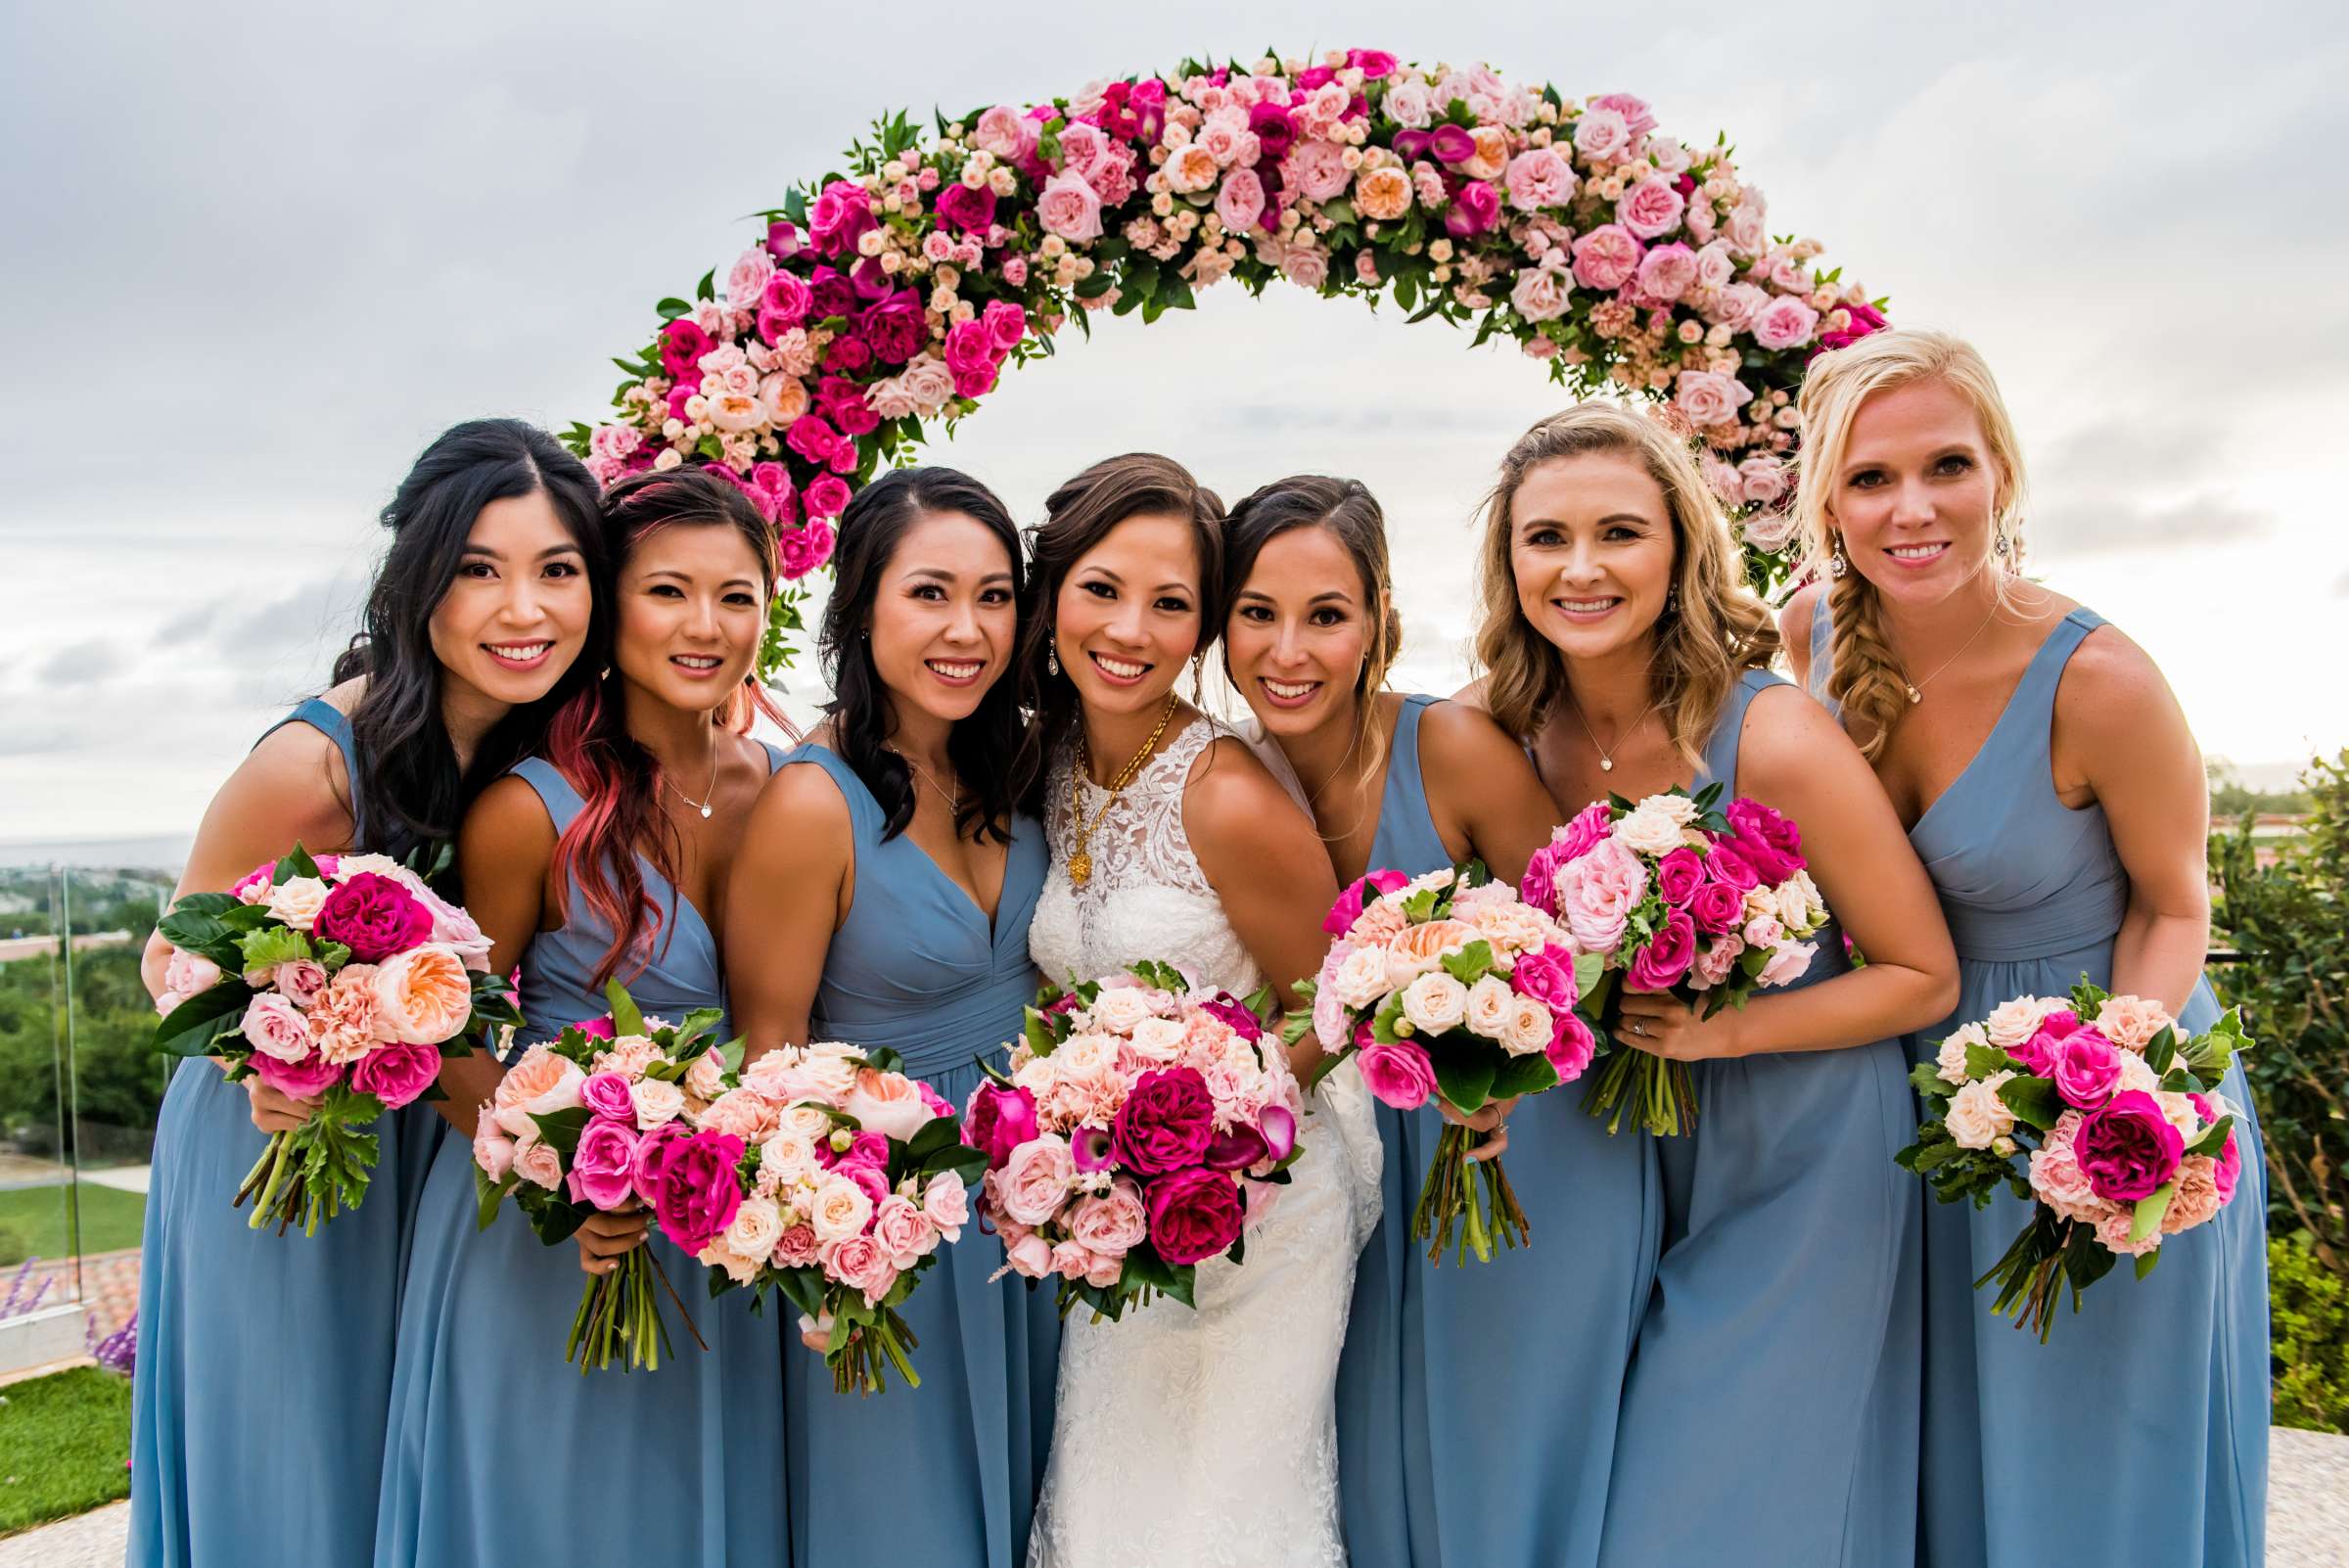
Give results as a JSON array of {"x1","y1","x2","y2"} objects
[
  {"x1": 1011, "y1": 452, "x2": 1225, "y2": 818},
  {"x1": 818, "y1": 466, "x2": 1027, "y2": 844},
  {"x1": 332, "y1": 418, "x2": 605, "y2": 853}
]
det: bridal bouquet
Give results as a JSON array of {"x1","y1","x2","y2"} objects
[
  {"x1": 687, "y1": 1040, "x2": 985, "y2": 1395},
  {"x1": 151, "y1": 845, "x2": 511, "y2": 1234},
  {"x1": 1290, "y1": 863, "x2": 1595, "y2": 1265},
  {"x1": 968, "y1": 964, "x2": 1301, "y2": 1319},
  {"x1": 469, "y1": 983, "x2": 734, "y2": 1373},
  {"x1": 1898, "y1": 983, "x2": 2251, "y2": 1341},
  {"x1": 1523, "y1": 785, "x2": 1826, "y2": 1135}
]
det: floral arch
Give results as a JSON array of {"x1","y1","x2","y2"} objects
[{"x1": 566, "y1": 49, "x2": 1887, "y2": 677}]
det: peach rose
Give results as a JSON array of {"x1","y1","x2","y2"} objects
[
  {"x1": 511, "y1": 1131, "x2": 564, "y2": 1190},
  {"x1": 1354, "y1": 164, "x2": 1412, "y2": 220},
  {"x1": 1463, "y1": 975, "x2": 1517, "y2": 1040},
  {"x1": 370, "y1": 944, "x2": 472, "y2": 1045},
  {"x1": 1946, "y1": 1072, "x2": 2017, "y2": 1149},
  {"x1": 701, "y1": 1087, "x2": 782, "y2": 1142},
  {"x1": 2094, "y1": 994, "x2": 2175, "y2": 1053},
  {"x1": 1400, "y1": 971, "x2": 1470, "y2": 1036},
  {"x1": 1983, "y1": 995, "x2": 2054, "y2": 1048},
  {"x1": 842, "y1": 1067, "x2": 938, "y2": 1142},
  {"x1": 1385, "y1": 919, "x2": 1482, "y2": 986},
  {"x1": 809, "y1": 1173, "x2": 876, "y2": 1243},
  {"x1": 492, "y1": 1043, "x2": 586, "y2": 1137},
  {"x1": 307, "y1": 965, "x2": 387, "y2": 1064},
  {"x1": 1503, "y1": 995, "x2": 1554, "y2": 1057},
  {"x1": 264, "y1": 876, "x2": 330, "y2": 931}
]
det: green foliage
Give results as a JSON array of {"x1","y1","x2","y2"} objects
[
  {"x1": 2210, "y1": 749, "x2": 2349, "y2": 1279},
  {"x1": 0, "y1": 1365, "x2": 133, "y2": 1534},
  {"x1": 0, "y1": 945, "x2": 168, "y2": 1157},
  {"x1": 2271, "y1": 1232, "x2": 2349, "y2": 1433}
]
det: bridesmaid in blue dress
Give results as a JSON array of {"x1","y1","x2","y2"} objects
[
  {"x1": 723, "y1": 467, "x2": 1059, "y2": 1568},
  {"x1": 128, "y1": 420, "x2": 602, "y2": 1568},
  {"x1": 1220, "y1": 475, "x2": 1620, "y2": 1568},
  {"x1": 1786, "y1": 328, "x2": 2268, "y2": 1568},
  {"x1": 1460, "y1": 404, "x2": 1954, "y2": 1568},
  {"x1": 375, "y1": 468, "x2": 790, "y2": 1566}
]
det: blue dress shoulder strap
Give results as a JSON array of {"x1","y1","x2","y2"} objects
[{"x1": 258, "y1": 697, "x2": 369, "y2": 840}]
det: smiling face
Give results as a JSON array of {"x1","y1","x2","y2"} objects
[
  {"x1": 1226, "y1": 525, "x2": 1377, "y2": 740},
  {"x1": 1052, "y1": 512, "x2": 1205, "y2": 719},
  {"x1": 868, "y1": 509, "x2": 1019, "y2": 726},
  {"x1": 426, "y1": 489, "x2": 593, "y2": 708},
  {"x1": 1830, "y1": 376, "x2": 2004, "y2": 607},
  {"x1": 611, "y1": 523, "x2": 768, "y2": 715},
  {"x1": 1507, "y1": 451, "x2": 1678, "y2": 664}
]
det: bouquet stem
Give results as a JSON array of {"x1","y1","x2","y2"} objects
[
  {"x1": 832, "y1": 1308, "x2": 921, "y2": 1396},
  {"x1": 236, "y1": 1130, "x2": 307, "y2": 1234},
  {"x1": 565, "y1": 1247, "x2": 707, "y2": 1373},
  {"x1": 1977, "y1": 1215, "x2": 2074, "y2": 1343},
  {"x1": 1582, "y1": 1049, "x2": 1698, "y2": 1137},
  {"x1": 1412, "y1": 1123, "x2": 1530, "y2": 1266}
]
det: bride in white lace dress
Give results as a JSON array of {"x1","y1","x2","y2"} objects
[{"x1": 1016, "y1": 455, "x2": 1383, "y2": 1568}]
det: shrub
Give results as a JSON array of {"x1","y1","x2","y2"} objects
[{"x1": 2272, "y1": 1232, "x2": 2349, "y2": 1433}]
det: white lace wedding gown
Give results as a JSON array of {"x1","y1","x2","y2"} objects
[{"x1": 1026, "y1": 717, "x2": 1383, "y2": 1568}]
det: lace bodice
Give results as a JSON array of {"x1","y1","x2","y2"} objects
[
  {"x1": 1024, "y1": 715, "x2": 1381, "y2": 1568},
  {"x1": 1030, "y1": 717, "x2": 1260, "y2": 998}
]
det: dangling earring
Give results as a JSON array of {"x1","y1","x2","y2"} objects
[
  {"x1": 599, "y1": 665, "x2": 612, "y2": 680},
  {"x1": 1046, "y1": 637, "x2": 1059, "y2": 677},
  {"x1": 1663, "y1": 585, "x2": 1680, "y2": 618},
  {"x1": 1827, "y1": 534, "x2": 1849, "y2": 579},
  {"x1": 1994, "y1": 530, "x2": 2012, "y2": 560}
]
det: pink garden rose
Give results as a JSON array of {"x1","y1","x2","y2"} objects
[
  {"x1": 567, "y1": 1117, "x2": 642, "y2": 1211},
  {"x1": 1635, "y1": 243, "x2": 1699, "y2": 302},
  {"x1": 1036, "y1": 170, "x2": 1104, "y2": 241},
  {"x1": 870, "y1": 1194, "x2": 937, "y2": 1267},
  {"x1": 1215, "y1": 168, "x2": 1269, "y2": 235},
  {"x1": 2074, "y1": 1090, "x2": 2186, "y2": 1203},
  {"x1": 471, "y1": 1119, "x2": 515, "y2": 1182},
  {"x1": 1570, "y1": 224, "x2": 1641, "y2": 292},
  {"x1": 1144, "y1": 1168, "x2": 1246, "y2": 1266},
  {"x1": 240, "y1": 992, "x2": 314, "y2": 1063},
  {"x1": 922, "y1": 1169, "x2": 971, "y2": 1238},
  {"x1": 1111, "y1": 1067, "x2": 1216, "y2": 1175},
  {"x1": 1627, "y1": 908, "x2": 1697, "y2": 991},
  {"x1": 994, "y1": 1134, "x2": 1078, "y2": 1226},
  {"x1": 511, "y1": 1133, "x2": 564, "y2": 1191},
  {"x1": 653, "y1": 1130, "x2": 747, "y2": 1255},
  {"x1": 349, "y1": 1038, "x2": 440, "y2": 1109},
  {"x1": 1356, "y1": 1041, "x2": 1437, "y2": 1110},
  {"x1": 1752, "y1": 296, "x2": 1821, "y2": 351},
  {"x1": 270, "y1": 958, "x2": 329, "y2": 1007},
  {"x1": 313, "y1": 872, "x2": 433, "y2": 963},
  {"x1": 1617, "y1": 176, "x2": 1687, "y2": 240},
  {"x1": 1675, "y1": 369, "x2": 1751, "y2": 429},
  {"x1": 1503, "y1": 147, "x2": 1576, "y2": 210},
  {"x1": 1068, "y1": 1176, "x2": 1150, "y2": 1257},
  {"x1": 1555, "y1": 838, "x2": 1648, "y2": 954}
]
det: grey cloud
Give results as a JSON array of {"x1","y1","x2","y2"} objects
[
  {"x1": 35, "y1": 639, "x2": 131, "y2": 689},
  {"x1": 2035, "y1": 494, "x2": 2272, "y2": 555}
]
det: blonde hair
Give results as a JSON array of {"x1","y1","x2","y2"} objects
[
  {"x1": 1472, "y1": 402, "x2": 1779, "y2": 766},
  {"x1": 1792, "y1": 328, "x2": 2030, "y2": 759}
]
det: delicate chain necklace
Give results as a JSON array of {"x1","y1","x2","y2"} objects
[
  {"x1": 1901, "y1": 603, "x2": 2002, "y2": 705},
  {"x1": 893, "y1": 750, "x2": 961, "y2": 816},
  {"x1": 666, "y1": 742, "x2": 721, "y2": 820},
  {"x1": 1569, "y1": 691, "x2": 1663, "y2": 774},
  {"x1": 1068, "y1": 694, "x2": 1178, "y2": 888}
]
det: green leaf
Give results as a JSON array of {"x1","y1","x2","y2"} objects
[
  {"x1": 1440, "y1": 940, "x2": 1496, "y2": 986},
  {"x1": 236, "y1": 925, "x2": 312, "y2": 971},
  {"x1": 2144, "y1": 1025, "x2": 2178, "y2": 1077},
  {"x1": 1997, "y1": 1075, "x2": 2064, "y2": 1132},
  {"x1": 656, "y1": 297, "x2": 693, "y2": 321},
  {"x1": 694, "y1": 267, "x2": 716, "y2": 301},
  {"x1": 276, "y1": 844, "x2": 321, "y2": 882},
  {"x1": 605, "y1": 981, "x2": 645, "y2": 1038},
  {"x1": 1426, "y1": 1036, "x2": 1497, "y2": 1115},
  {"x1": 1490, "y1": 1051, "x2": 1560, "y2": 1099},
  {"x1": 474, "y1": 1166, "x2": 517, "y2": 1231},
  {"x1": 1964, "y1": 1043, "x2": 2016, "y2": 1081},
  {"x1": 2128, "y1": 1182, "x2": 2175, "y2": 1244},
  {"x1": 528, "y1": 1105, "x2": 593, "y2": 1158},
  {"x1": 2185, "y1": 1114, "x2": 2234, "y2": 1158},
  {"x1": 152, "y1": 983, "x2": 253, "y2": 1056}
]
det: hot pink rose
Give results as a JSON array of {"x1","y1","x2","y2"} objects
[
  {"x1": 1725, "y1": 799, "x2": 1804, "y2": 884},
  {"x1": 1144, "y1": 1168, "x2": 1246, "y2": 1266},
  {"x1": 2051, "y1": 1030, "x2": 2126, "y2": 1110},
  {"x1": 1548, "y1": 1009, "x2": 1598, "y2": 1078},
  {"x1": 1628, "y1": 908, "x2": 1697, "y2": 991},
  {"x1": 1324, "y1": 868, "x2": 1409, "y2": 937},
  {"x1": 1510, "y1": 944, "x2": 1581, "y2": 1012},
  {"x1": 654, "y1": 1130, "x2": 746, "y2": 1255},
  {"x1": 1571, "y1": 224, "x2": 1641, "y2": 291},
  {"x1": 629, "y1": 1119, "x2": 690, "y2": 1207},
  {"x1": 349, "y1": 1038, "x2": 440, "y2": 1109},
  {"x1": 1356, "y1": 1042, "x2": 1436, "y2": 1110},
  {"x1": 962, "y1": 1082, "x2": 1040, "y2": 1169},
  {"x1": 579, "y1": 1071, "x2": 637, "y2": 1123},
  {"x1": 568, "y1": 1116, "x2": 642, "y2": 1211},
  {"x1": 1652, "y1": 848, "x2": 1706, "y2": 906},
  {"x1": 2074, "y1": 1090, "x2": 2185, "y2": 1203},
  {"x1": 1110, "y1": 1067, "x2": 1216, "y2": 1176},
  {"x1": 1704, "y1": 842, "x2": 1760, "y2": 892},
  {"x1": 1688, "y1": 880, "x2": 1746, "y2": 937}
]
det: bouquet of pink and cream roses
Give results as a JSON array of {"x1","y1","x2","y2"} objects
[
  {"x1": 470, "y1": 982, "x2": 737, "y2": 1372},
  {"x1": 1290, "y1": 862, "x2": 1595, "y2": 1265},
  {"x1": 684, "y1": 1039, "x2": 984, "y2": 1395},
  {"x1": 151, "y1": 844, "x2": 511, "y2": 1234},
  {"x1": 967, "y1": 963, "x2": 1302, "y2": 1320},
  {"x1": 1523, "y1": 784, "x2": 1827, "y2": 1136},
  {"x1": 1898, "y1": 982, "x2": 2251, "y2": 1341}
]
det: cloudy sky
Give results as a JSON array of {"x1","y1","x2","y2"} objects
[{"x1": 3, "y1": 0, "x2": 2343, "y2": 846}]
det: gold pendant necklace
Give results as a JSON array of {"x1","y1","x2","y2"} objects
[
  {"x1": 1902, "y1": 603, "x2": 2003, "y2": 704},
  {"x1": 1069, "y1": 694, "x2": 1178, "y2": 888}
]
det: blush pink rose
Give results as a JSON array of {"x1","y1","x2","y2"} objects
[
  {"x1": 823, "y1": 1232, "x2": 899, "y2": 1306},
  {"x1": 1757, "y1": 941, "x2": 1817, "y2": 988},
  {"x1": 472, "y1": 1119, "x2": 516, "y2": 1182},
  {"x1": 870, "y1": 1194, "x2": 937, "y2": 1266},
  {"x1": 271, "y1": 959, "x2": 329, "y2": 1007},
  {"x1": 1282, "y1": 139, "x2": 1352, "y2": 202},
  {"x1": 1752, "y1": 296, "x2": 1821, "y2": 350},
  {"x1": 1503, "y1": 147, "x2": 1576, "y2": 210},
  {"x1": 1036, "y1": 170, "x2": 1103, "y2": 242},
  {"x1": 1571, "y1": 224, "x2": 1642, "y2": 292},
  {"x1": 1617, "y1": 177, "x2": 1687, "y2": 240},
  {"x1": 922, "y1": 1169, "x2": 970, "y2": 1239},
  {"x1": 511, "y1": 1133, "x2": 564, "y2": 1190},
  {"x1": 1216, "y1": 168, "x2": 1269, "y2": 235},
  {"x1": 841, "y1": 1068, "x2": 938, "y2": 1142},
  {"x1": 994, "y1": 1134, "x2": 1077, "y2": 1226},
  {"x1": 1676, "y1": 369, "x2": 1752, "y2": 428},
  {"x1": 1571, "y1": 106, "x2": 1630, "y2": 163},
  {"x1": 1635, "y1": 242, "x2": 1699, "y2": 302},
  {"x1": 1068, "y1": 1176, "x2": 1149, "y2": 1256},
  {"x1": 1556, "y1": 838, "x2": 1648, "y2": 954},
  {"x1": 240, "y1": 992, "x2": 315, "y2": 1063},
  {"x1": 491, "y1": 1044, "x2": 585, "y2": 1137}
]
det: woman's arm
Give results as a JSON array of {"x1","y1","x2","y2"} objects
[
  {"x1": 1416, "y1": 700, "x2": 1558, "y2": 886},
  {"x1": 722, "y1": 762, "x2": 852, "y2": 1059},
  {"x1": 2057, "y1": 628, "x2": 2211, "y2": 1015},
  {"x1": 445, "y1": 775, "x2": 557, "y2": 1136},
  {"x1": 1618, "y1": 685, "x2": 1958, "y2": 1058},
  {"x1": 1184, "y1": 739, "x2": 1342, "y2": 1078}
]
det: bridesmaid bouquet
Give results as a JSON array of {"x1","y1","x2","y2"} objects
[
  {"x1": 1524, "y1": 785, "x2": 1827, "y2": 1136},
  {"x1": 1898, "y1": 983, "x2": 2251, "y2": 1341},
  {"x1": 687, "y1": 1040, "x2": 986, "y2": 1395},
  {"x1": 151, "y1": 845, "x2": 512, "y2": 1234},
  {"x1": 469, "y1": 982, "x2": 733, "y2": 1372},
  {"x1": 1290, "y1": 863, "x2": 1595, "y2": 1265},
  {"x1": 968, "y1": 964, "x2": 1301, "y2": 1321}
]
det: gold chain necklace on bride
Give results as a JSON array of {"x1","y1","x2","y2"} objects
[
  {"x1": 1900, "y1": 602, "x2": 2002, "y2": 705},
  {"x1": 1067, "y1": 693, "x2": 1178, "y2": 888}
]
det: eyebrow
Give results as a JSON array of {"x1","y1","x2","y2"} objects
[
  {"x1": 643, "y1": 568, "x2": 760, "y2": 590},
  {"x1": 1518, "y1": 512, "x2": 1652, "y2": 530},
  {"x1": 461, "y1": 543, "x2": 583, "y2": 561},
  {"x1": 903, "y1": 567, "x2": 1016, "y2": 586},
  {"x1": 1235, "y1": 586, "x2": 1355, "y2": 605}
]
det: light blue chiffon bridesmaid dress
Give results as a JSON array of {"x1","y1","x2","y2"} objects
[
  {"x1": 373, "y1": 753, "x2": 789, "y2": 1567},
  {"x1": 1597, "y1": 669, "x2": 1923, "y2": 1568},
  {"x1": 776, "y1": 744, "x2": 1060, "y2": 1568},
  {"x1": 1334, "y1": 694, "x2": 1665, "y2": 1568},
  {"x1": 130, "y1": 697, "x2": 447, "y2": 1568},
  {"x1": 1812, "y1": 604, "x2": 2268, "y2": 1568}
]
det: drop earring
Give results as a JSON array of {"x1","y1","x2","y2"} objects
[
  {"x1": 1828, "y1": 535, "x2": 1849, "y2": 579},
  {"x1": 1046, "y1": 639, "x2": 1059, "y2": 677}
]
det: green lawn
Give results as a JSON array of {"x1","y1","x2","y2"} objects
[
  {"x1": 0, "y1": 1365, "x2": 132, "y2": 1535},
  {"x1": 0, "y1": 1182, "x2": 146, "y2": 1266}
]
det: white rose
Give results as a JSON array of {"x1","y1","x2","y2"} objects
[
  {"x1": 1614, "y1": 805, "x2": 1687, "y2": 858},
  {"x1": 1329, "y1": 945, "x2": 1394, "y2": 1009},
  {"x1": 779, "y1": 1102, "x2": 834, "y2": 1140},
  {"x1": 1936, "y1": 1022, "x2": 1990, "y2": 1086},
  {"x1": 1945, "y1": 1073, "x2": 2017, "y2": 1149},
  {"x1": 1463, "y1": 975, "x2": 1517, "y2": 1040},
  {"x1": 1127, "y1": 1017, "x2": 1187, "y2": 1060},
  {"x1": 1646, "y1": 793, "x2": 1700, "y2": 827},
  {"x1": 1089, "y1": 987, "x2": 1157, "y2": 1035},
  {"x1": 1399, "y1": 971, "x2": 1470, "y2": 1036},
  {"x1": 724, "y1": 1196, "x2": 786, "y2": 1263},
  {"x1": 1502, "y1": 995, "x2": 1554, "y2": 1057},
  {"x1": 332, "y1": 853, "x2": 407, "y2": 882},
  {"x1": 1982, "y1": 996, "x2": 2051, "y2": 1048},
  {"x1": 1773, "y1": 879, "x2": 1812, "y2": 932},
  {"x1": 809, "y1": 1174, "x2": 875, "y2": 1243},
  {"x1": 2116, "y1": 1053, "x2": 2163, "y2": 1096},
  {"x1": 629, "y1": 1077, "x2": 685, "y2": 1130},
  {"x1": 1056, "y1": 1032, "x2": 1115, "y2": 1073},
  {"x1": 760, "y1": 1130, "x2": 818, "y2": 1187},
  {"x1": 264, "y1": 876, "x2": 330, "y2": 931},
  {"x1": 683, "y1": 1052, "x2": 727, "y2": 1102},
  {"x1": 1792, "y1": 869, "x2": 1827, "y2": 924},
  {"x1": 2155, "y1": 1091, "x2": 2202, "y2": 1138},
  {"x1": 1383, "y1": 79, "x2": 1434, "y2": 128}
]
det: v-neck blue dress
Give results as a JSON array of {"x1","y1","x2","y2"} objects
[
  {"x1": 1335, "y1": 694, "x2": 1665, "y2": 1568},
  {"x1": 776, "y1": 744, "x2": 1060, "y2": 1568},
  {"x1": 1597, "y1": 669, "x2": 1922, "y2": 1568},
  {"x1": 130, "y1": 697, "x2": 449, "y2": 1568},
  {"x1": 1811, "y1": 605, "x2": 2269, "y2": 1568},
  {"x1": 373, "y1": 752, "x2": 791, "y2": 1568}
]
